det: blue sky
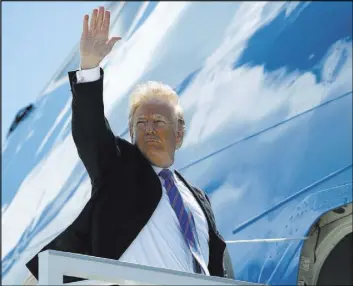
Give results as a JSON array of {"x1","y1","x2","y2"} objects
[{"x1": 2, "y1": 1, "x2": 108, "y2": 144}]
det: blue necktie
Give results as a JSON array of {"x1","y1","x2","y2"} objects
[{"x1": 159, "y1": 169, "x2": 208, "y2": 274}]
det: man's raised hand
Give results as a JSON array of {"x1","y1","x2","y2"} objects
[{"x1": 80, "y1": 6, "x2": 121, "y2": 70}]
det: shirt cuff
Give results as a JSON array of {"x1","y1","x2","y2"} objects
[{"x1": 76, "y1": 66, "x2": 101, "y2": 83}]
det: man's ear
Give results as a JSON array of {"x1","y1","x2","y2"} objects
[
  {"x1": 175, "y1": 123, "x2": 184, "y2": 150},
  {"x1": 129, "y1": 125, "x2": 135, "y2": 144}
]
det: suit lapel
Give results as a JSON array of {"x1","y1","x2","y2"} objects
[
  {"x1": 174, "y1": 170, "x2": 227, "y2": 277},
  {"x1": 134, "y1": 145, "x2": 163, "y2": 212},
  {"x1": 174, "y1": 170, "x2": 217, "y2": 232}
]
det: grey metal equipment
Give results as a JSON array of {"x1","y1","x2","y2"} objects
[{"x1": 38, "y1": 250, "x2": 264, "y2": 285}]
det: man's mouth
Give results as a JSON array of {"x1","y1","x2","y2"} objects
[{"x1": 145, "y1": 138, "x2": 160, "y2": 143}]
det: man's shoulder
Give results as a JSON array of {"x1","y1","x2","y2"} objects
[
  {"x1": 174, "y1": 170, "x2": 218, "y2": 229},
  {"x1": 174, "y1": 170, "x2": 210, "y2": 202}
]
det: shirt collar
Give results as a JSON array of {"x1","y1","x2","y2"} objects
[{"x1": 151, "y1": 164, "x2": 174, "y2": 176}]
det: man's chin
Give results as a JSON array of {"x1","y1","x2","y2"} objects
[{"x1": 145, "y1": 150, "x2": 173, "y2": 168}]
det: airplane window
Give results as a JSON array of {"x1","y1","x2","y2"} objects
[{"x1": 7, "y1": 104, "x2": 35, "y2": 137}]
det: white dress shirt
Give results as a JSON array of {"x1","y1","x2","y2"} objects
[{"x1": 75, "y1": 67, "x2": 210, "y2": 274}]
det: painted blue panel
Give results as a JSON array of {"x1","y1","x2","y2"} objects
[
  {"x1": 234, "y1": 2, "x2": 352, "y2": 79},
  {"x1": 2, "y1": 2, "x2": 352, "y2": 284}
]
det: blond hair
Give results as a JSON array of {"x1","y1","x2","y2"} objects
[{"x1": 128, "y1": 81, "x2": 185, "y2": 148}]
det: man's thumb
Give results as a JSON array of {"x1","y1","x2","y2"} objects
[{"x1": 107, "y1": 36, "x2": 122, "y2": 48}]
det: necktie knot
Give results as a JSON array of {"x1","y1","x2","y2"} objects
[{"x1": 158, "y1": 168, "x2": 173, "y2": 181}]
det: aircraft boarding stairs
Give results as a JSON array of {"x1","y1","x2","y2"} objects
[{"x1": 37, "y1": 250, "x2": 265, "y2": 285}]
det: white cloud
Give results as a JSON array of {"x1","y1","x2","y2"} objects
[
  {"x1": 180, "y1": 37, "x2": 351, "y2": 152},
  {"x1": 2, "y1": 135, "x2": 81, "y2": 259}
]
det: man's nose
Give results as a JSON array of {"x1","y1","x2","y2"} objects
[{"x1": 145, "y1": 121, "x2": 156, "y2": 133}]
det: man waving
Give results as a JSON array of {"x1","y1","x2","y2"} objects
[{"x1": 25, "y1": 6, "x2": 234, "y2": 284}]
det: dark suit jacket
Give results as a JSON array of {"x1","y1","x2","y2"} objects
[{"x1": 26, "y1": 68, "x2": 233, "y2": 282}]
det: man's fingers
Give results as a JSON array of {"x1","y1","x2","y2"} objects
[
  {"x1": 96, "y1": 6, "x2": 105, "y2": 30},
  {"x1": 82, "y1": 14, "x2": 89, "y2": 38},
  {"x1": 102, "y1": 10, "x2": 110, "y2": 32},
  {"x1": 90, "y1": 8, "x2": 98, "y2": 31}
]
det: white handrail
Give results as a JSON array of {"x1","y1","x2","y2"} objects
[{"x1": 38, "y1": 250, "x2": 264, "y2": 285}]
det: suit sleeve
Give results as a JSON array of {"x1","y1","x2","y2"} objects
[
  {"x1": 25, "y1": 197, "x2": 94, "y2": 282},
  {"x1": 69, "y1": 68, "x2": 122, "y2": 184},
  {"x1": 25, "y1": 226, "x2": 89, "y2": 281},
  {"x1": 25, "y1": 69, "x2": 121, "y2": 282}
]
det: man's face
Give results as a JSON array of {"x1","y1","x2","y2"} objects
[{"x1": 131, "y1": 99, "x2": 181, "y2": 168}]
